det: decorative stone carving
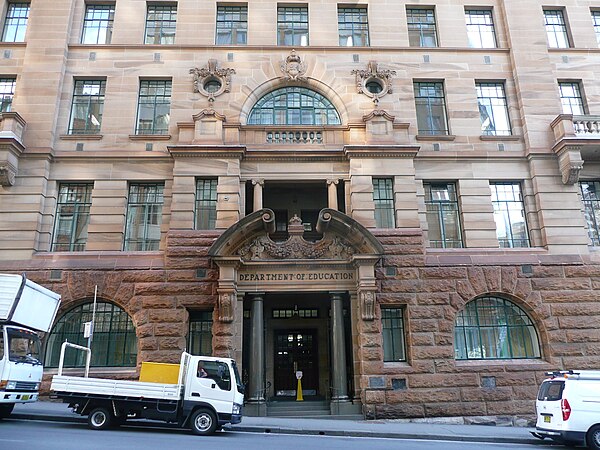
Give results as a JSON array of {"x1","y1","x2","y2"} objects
[
  {"x1": 557, "y1": 145, "x2": 584, "y2": 184},
  {"x1": 351, "y1": 61, "x2": 396, "y2": 105},
  {"x1": 238, "y1": 214, "x2": 355, "y2": 261},
  {"x1": 360, "y1": 291, "x2": 376, "y2": 321},
  {"x1": 218, "y1": 292, "x2": 235, "y2": 322},
  {"x1": 0, "y1": 162, "x2": 16, "y2": 186},
  {"x1": 189, "y1": 59, "x2": 236, "y2": 103},
  {"x1": 192, "y1": 108, "x2": 226, "y2": 123},
  {"x1": 280, "y1": 49, "x2": 308, "y2": 82}
]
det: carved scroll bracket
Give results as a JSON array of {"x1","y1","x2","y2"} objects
[
  {"x1": 359, "y1": 290, "x2": 377, "y2": 321},
  {"x1": 557, "y1": 145, "x2": 584, "y2": 184},
  {"x1": 218, "y1": 291, "x2": 236, "y2": 323}
]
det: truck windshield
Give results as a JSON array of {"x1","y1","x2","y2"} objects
[
  {"x1": 232, "y1": 361, "x2": 244, "y2": 394},
  {"x1": 7, "y1": 328, "x2": 41, "y2": 365},
  {"x1": 537, "y1": 380, "x2": 565, "y2": 401}
]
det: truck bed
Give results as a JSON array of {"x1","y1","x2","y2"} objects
[{"x1": 51, "y1": 375, "x2": 182, "y2": 401}]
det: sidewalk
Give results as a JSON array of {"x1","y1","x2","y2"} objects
[{"x1": 12, "y1": 400, "x2": 543, "y2": 445}]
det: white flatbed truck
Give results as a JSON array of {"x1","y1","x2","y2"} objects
[
  {"x1": 0, "y1": 274, "x2": 61, "y2": 418},
  {"x1": 50, "y1": 343, "x2": 244, "y2": 435}
]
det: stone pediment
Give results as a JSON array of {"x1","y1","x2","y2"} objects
[{"x1": 238, "y1": 234, "x2": 354, "y2": 261}]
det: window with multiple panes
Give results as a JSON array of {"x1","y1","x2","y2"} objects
[
  {"x1": 593, "y1": 10, "x2": 600, "y2": 47},
  {"x1": 424, "y1": 182, "x2": 463, "y2": 248},
  {"x1": 1, "y1": 3, "x2": 29, "y2": 42},
  {"x1": 216, "y1": 4, "x2": 247, "y2": 45},
  {"x1": 465, "y1": 9, "x2": 496, "y2": 48},
  {"x1": 0, "y1": 77, "x2": 16, "y2": 112},
  {"x1": 406, "y1": 8, "x2": 437, "y2": 47},
  {"x1": 544, "y1": 9, "x2": 570, "y2": 48},
  {"x1": 414, "y1": 81, "x2": 449, "y2": 135},
  {"x1": 277, "y1": 6, "x2": 308, "y2": 46},
  {"x1": 558, "y1": 81, "x2": 586, "y2": 115},
  {"x1": 195, "y1": 178, "x2": 217, "y2": 230},
  {"x1": 476, "y1": 82, "x2": 511, "y2": 136},
  {"x1": 248, "y1": 87, "x2": 341, "y2": 125},
  {"x1": 145, "y1": 3, "x2": 177, "y2": 44},
  {"x1": 579, "y1": 181, "x2": 600, "y2": 246},
  {"x1": 490, "y1": 182, "x2": 529, "y2": 248},
  {"x1": 81, "y1": 4, "x2": 115, "y2": 44},
  {"x1": 382, "y1": 307, "x2": 407, "y2": 362},
  {"x1": 455, "y1": 296, "x2": 541, "y2": 360},
  {"x1": 135, "y1": 79, "x2": 172, "y2": 135},
  {"x1": 373, "y1": 178, "x2": 395, "y2": 228},
  {"x1": 45, "y1": 301, "x2": 137, "y2": 368},
  {"x1": 68, "y1": 80, "x2": 106, "y2": 134},
  {"x1": 338, "y1": 6, "x2": 369, "y2": 47},
  {"x1": 52, "y1": 183, "x2": 93, "y2": 252},
  {"x1": 188, "y1": 310, "x2": 213, "y2": 356},
  {"x1": 124, "y1": 183, "x2": 164, "y2": 251}
]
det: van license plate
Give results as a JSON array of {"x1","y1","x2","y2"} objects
[
  {"x1": 22, "y1": 395, "x2": 30, "y2": 401},
  {"x1": 544, "y1": 415, "x2": 551, "y2": 423}
]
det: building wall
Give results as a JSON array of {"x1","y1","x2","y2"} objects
[{"x1": 1, "y1": 0, "x2": 600, "y2": 419}]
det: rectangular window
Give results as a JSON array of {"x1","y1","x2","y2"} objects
[
  {"x1": 338, "y1": 6, "x2": 369, "y2": 47},
  {"x1": 465, "y1": 9, "x2": 496, "y2": 48},
  {"x1": 544, "y1": 9, "x2": 570, "y2": 48},
  {"x1": 0, "y1": 77, "x2": 16, "y2": 112},
  {"x1": 124, "y1": 183, "x2": 164, "y2": 251},
  {"x1": 52, "y1": 183, "x2": 93, "y2": 252},
  {"x1": 382, "y1": 307, "x2": 406, "y2": 362},
  {"x1": 188, "y1": 311, "x2": 213, "y2": 356},
  {"x1": 195, "y1": 178, "x2": 217, "y2": 230},
  {"x1": 373, "y1": 178, "x2": 395, "y2": 228},
  {"x1": 2, "y1": 3, "x2": 29, "y2": 42},
  {"x1": 68, "y1": 80, "x2": 106, "y2": 134},
  {"x1": 216, "y1": 4, "x2": 247, "y2": 45},
  {"x1": 490, "y1": 182, "x2": 529, "y2": 248},
  {"x1": 559, "y1": 81, "x2": 585, "y2": 115},
  {"x1": 277, "y1": 6, "x2": 308, "y2": 46},
  {"x1": 476, "y1": 82, "x2": 511, "y2": 136},
  {"x1": 406, "y1": 8, "x2": 437, "y2": 47},
  {"x1": 593, "y1": 10, "x2": 600, "y2": 47},
  {"x1": 414, "y1": 81, "x2": 449, "y2": 135},
  {"x1": 81, "y1": 4, "x2": 115, "y2": 44},
  {"x1": 424, "y1": 183, "x2": 463, "y2": 248},
  {"x1": 579, "y1": 181, "x2": 600, "y2": 246},
  {"x1": 145, "y1": 3, "x2": 177, "y2": 44},
  {"x1": 135, "y1": 79, "x2": 171, "y2": 135}
]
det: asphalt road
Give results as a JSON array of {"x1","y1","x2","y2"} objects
[{"x1": 0, "y1": 418, "x2": 572, "y2": 450}]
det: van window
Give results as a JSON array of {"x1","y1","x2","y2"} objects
[
  {"x1": 198, "y1": 360, "x2": 231, "y2": 391},
  {"x1": 538, "y1": 380, "x2": 565, "y2": 401}
]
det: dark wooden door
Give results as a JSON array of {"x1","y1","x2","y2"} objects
[{"x1": 274, "y1": 330, "x2": 318, "y2": 396}]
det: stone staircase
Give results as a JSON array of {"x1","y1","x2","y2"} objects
[{"x1": 266, "y1": 399, "x2": 331, "y2": 417}]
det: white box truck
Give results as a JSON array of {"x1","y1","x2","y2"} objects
[
  {"x1": 532, "y1": 370, "x2": 600, "y2": 449},
  {"x1": 50, "y1": 343, "x2": 244, "y2": 435},
  {"x1": 0, "y1": 273, "x2": 61, "y2": 419}
]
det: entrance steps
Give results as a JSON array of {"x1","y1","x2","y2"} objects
[{"x1": 267, "y1": 399, "x2": 331, "y2": 417}]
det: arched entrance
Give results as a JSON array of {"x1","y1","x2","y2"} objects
[{"x1": 209, "y1": 208, "x2": 383, "y2": 416}]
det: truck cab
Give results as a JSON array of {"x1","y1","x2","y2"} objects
[{"x1": 0, "y1": 324, "x2": 44, "y2": 418}]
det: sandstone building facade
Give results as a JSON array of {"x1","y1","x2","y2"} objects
[{"x1": 1, "y1": 0, "x2": 600, "y2": 420}]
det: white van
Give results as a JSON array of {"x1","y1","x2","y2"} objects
[{"x1": 532, "y1": 371, "x2": 600, "y2": 449}]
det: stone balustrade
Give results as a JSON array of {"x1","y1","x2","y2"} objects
[
  {"x1": 266, "y1": 129, "x2": 323, "y2": 144},
  {"x1": 572, "y1": 115, "x2": 600, "y2": 136}
]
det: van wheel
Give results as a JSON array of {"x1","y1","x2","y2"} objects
[
  {"x1": 88, "y1": 407, "x2": 112, "y2": 430},
  {"x1": 190, "y1": 409, "x2": 217, "y2": 435},
  {"x1": 587, "y1": 425, "x2": 600, "y2": 450},
  {"x1": 0, "y1": 404, "x2": 14, "y2": 419}
]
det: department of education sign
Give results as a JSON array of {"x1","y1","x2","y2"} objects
[{"x1": 237, "y1": 269, "x2": 355, "y2": 287}]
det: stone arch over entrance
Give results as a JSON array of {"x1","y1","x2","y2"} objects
[{"x1": 209, "y1": 208, "x2": 383, "y2": 415}]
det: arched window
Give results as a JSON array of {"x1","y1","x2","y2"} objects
[
  {"x1": 248, "y1": 87, "x2": 341, "y2": 125},
  {"x1": 45, "y1": 301, "x2": 137, "y2": 368},
  {"x1": 454, "y1": 295, "x2": 541, "y2": 360}
]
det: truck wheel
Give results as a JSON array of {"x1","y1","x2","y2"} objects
[
  {"x1": 190, "y1": 409, "x2": 217, "y2": 435},
  {"x1": 0, "y1": 404, "x2": 14, "y2": 419},
  {"x1": 587, "y1": 425, "x2": 600, "y2": 450},
  {"x1": 88, "y1": 407, "x2": 112, "y2": 430}
]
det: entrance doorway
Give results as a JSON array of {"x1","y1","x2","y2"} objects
[{"x1": 274, "y1": 329, "x2": 318, "y2": 396}]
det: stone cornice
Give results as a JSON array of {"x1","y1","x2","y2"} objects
[
  {"x1": 343, "y1": 145, "x2": 419, "y2": 158},
  {"x1": 167, "y1": 145, "x2": 246, "y2": 159}
]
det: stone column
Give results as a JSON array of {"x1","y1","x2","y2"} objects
[
  {"x1": 327, "y1": 179, "x2": 339, "y2": 210},
  {"x1": 248, "y1": 293, "x2": 265, "y2": 404},
  {"x1": 252, "y1": 179, "x2": 264, "y2": 212},
  {"x1": 330, "y1": 291, "x2": 348, "y2": 401}
]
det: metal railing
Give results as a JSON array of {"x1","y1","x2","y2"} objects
[{"x1": 57, "y1": 341, "x2": 91, "y2": 377}]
